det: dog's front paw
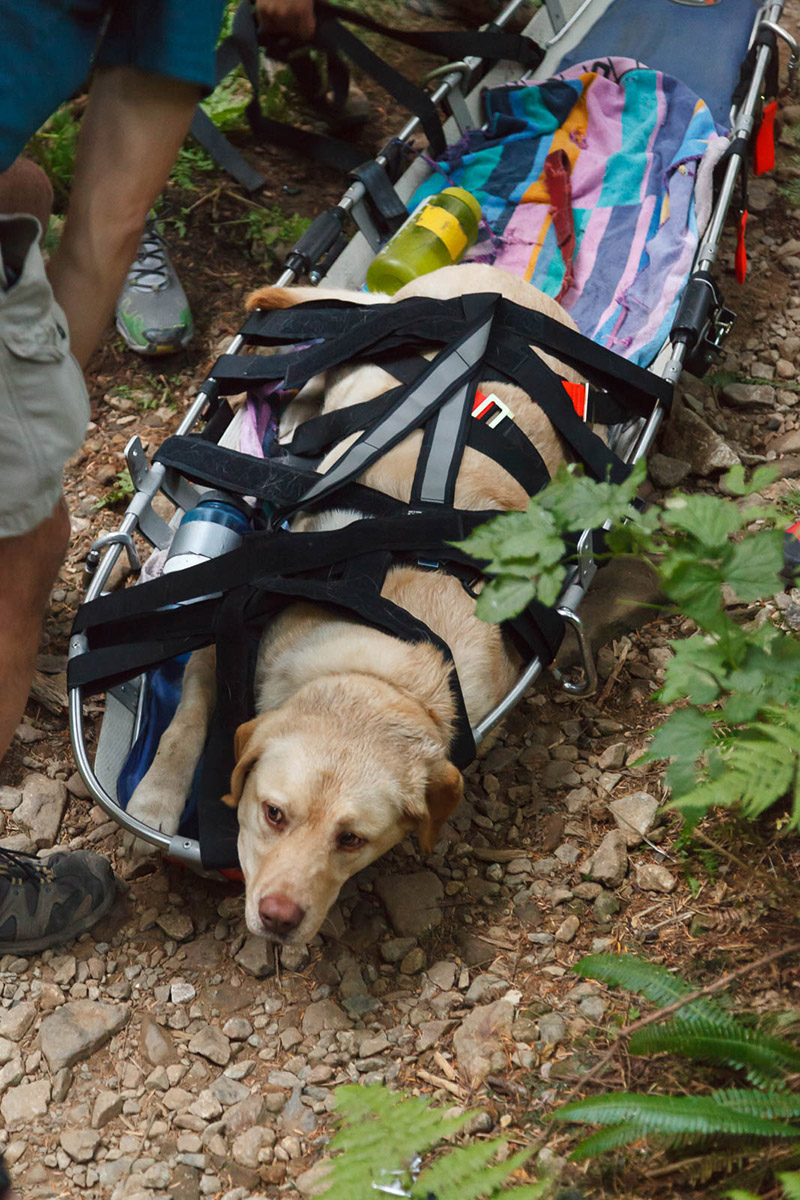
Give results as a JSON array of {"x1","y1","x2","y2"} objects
[{"x1": 123, "y1": 778, "x2": 184, "y2": 861}]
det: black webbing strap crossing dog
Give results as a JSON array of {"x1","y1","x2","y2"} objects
[{"x1": 70, "y1": 290, "x2": 668, "y2": 867}]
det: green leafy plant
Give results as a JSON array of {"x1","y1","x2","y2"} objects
[
  {"x1": 455, "y1": 460, "x2": 800, "y2": 832},
  {"x1": 706, "y1": 369, "x2": 800, "y2": 397},
  {"x1": 729, "y1": 1171, "x2": 800, "y2": 1200},
  {"x1": 320, "y1": 1083, "x2": 550, "y2": 1200},
  {"x1": 27, "y1": 106, "x2": 81, "y2": 206},
  {"x1": 550, "y1": 954, "x2": 800, "y2": 1179},
  {"x1": 201, "y1": 69, "x2": 252, "y2": 132},
  {"x1": 169, "y1": 144, "x2": 217, "y2": 192},
  {"x1": 225, "y1": 203, "x2": 312, "y2": 262},
  {"x1": 93, "y1": 469, "x2": 134, "y2": 511}
]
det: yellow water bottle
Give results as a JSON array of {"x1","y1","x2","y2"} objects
[{"x1": 366, "y1": 187, "x2": 482, "y2": 295}]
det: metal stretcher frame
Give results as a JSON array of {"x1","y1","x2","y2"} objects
[{"x1": 68, "y1": 0, "x2": 796, "y2": 869}]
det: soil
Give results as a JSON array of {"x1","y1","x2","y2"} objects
[{"x1": 2, "y1": 5, "x2": 800, "y2": 1198}]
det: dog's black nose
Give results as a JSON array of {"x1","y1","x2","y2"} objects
[{"x1": 259, "y1": 893, "x2": 305, "y2": 938}]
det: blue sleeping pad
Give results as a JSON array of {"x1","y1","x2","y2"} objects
[{"x1": 558, "y1": 0, "x2": 760, "y2": 128}]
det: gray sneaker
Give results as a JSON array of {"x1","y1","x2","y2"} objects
[
  {"x1": 116, "y1": 217, "x2": 193, "y2": 356},
  {"x1": 0, "y1": 848, "x2": 117, "y2": 955}
]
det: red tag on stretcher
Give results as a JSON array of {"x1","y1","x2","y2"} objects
[
  {"x1": 754, "y1": 99, "x2": 778, "y2": 176},
  {"x1": 561, "y1": 379, "x2": 588, "y2": 418},
  {"x1": 736, "y1": 210, "x2": 749, "y2": 284}
]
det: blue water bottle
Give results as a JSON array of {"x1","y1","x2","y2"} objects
[{"x1": 163, "y1": 491, "x2": 252, "y2": 575}]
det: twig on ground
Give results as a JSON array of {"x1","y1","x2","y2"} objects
[
  {"x1": 597, "y1": 641, "x2": 630, "y2": 707},
  {"x1": 417, "y1": 1068, "x2": 467, "y2": 1100},
  {"x1": 432, "y1": 1050, "x2": 458, "y2": 1081}
]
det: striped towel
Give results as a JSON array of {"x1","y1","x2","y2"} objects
[{"x1": 418, "y1": 58, "x2": 725, "y2": 366}]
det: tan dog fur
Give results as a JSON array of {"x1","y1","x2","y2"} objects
[{"x1": 126, "y1": 265, "x2": 589, "y2": 945}]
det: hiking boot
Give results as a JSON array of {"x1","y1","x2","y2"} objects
[
  {"x1": 115, "y1": 216, "x2": 193, "y2": 356},
  {"x1": 0, "y1": 848, "x2": 117, "y2": 955}
]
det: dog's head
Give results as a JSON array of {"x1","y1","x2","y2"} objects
[{"x1": 223, "y1": 674, "x2": 462, "y2": 945}]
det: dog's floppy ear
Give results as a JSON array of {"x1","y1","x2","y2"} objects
[
  {"x1": 416, "y1": 758, "x2": 463, "y2": 854},
  {"x1": 221, "y1": 717, "x2": 263, "y2": 809}
]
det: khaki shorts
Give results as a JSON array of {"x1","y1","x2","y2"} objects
[{"x1": 0, "y1": 214, "x2": 89, "y2": 538}]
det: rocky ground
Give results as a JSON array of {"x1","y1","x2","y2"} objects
[{"x1": 1, "y1": 10, "x2": 800, "y2": 1199}]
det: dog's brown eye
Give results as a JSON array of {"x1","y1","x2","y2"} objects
[
  {"x1": 263, "y1": 804, "x2": 284, "y2": 828},
  {"x1": 337, "y1": 832, "x2": 365, "y2": 850}
]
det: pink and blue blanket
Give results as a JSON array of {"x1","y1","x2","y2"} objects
[{"x1": 414, "y1": 57, "x2": 726, "y2": 367}]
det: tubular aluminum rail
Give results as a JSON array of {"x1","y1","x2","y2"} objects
[{"x1": 69, "y1": 0, "x2": 792, "y2": 867}]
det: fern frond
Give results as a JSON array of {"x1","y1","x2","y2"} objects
[
  {"x1": 711, "y1": 1089, "x2": 800, "y2": 1119},
  {"x1": 686, "y1": 1146, "x2": 757, "y2": 1187},
  {"x1": 493, "y1": 1185, "x2": 550, "y2": 1199},
  {"x1": 413, "y1": 1143, "x2": 531, "y2": 1200},
  {"x1": 551, "y1": 1092, "x2": 800, "y2": 1144},
  {"x1": 670, "y1": 729, "x2": 798, "y2": 825},
  {"x1": 728, "y1": 738, "x2": 796, "y2": 819},
  {"x1": 629, "y1": 1020, "x2": 800, "y2": 1084},
  {"x1": 575, "y1": 954, "x2": 736, "y2": 1029},
  {"x1": 322, "y1": 1084, "x2": 470, "y2": 1200},
  {"x1": 566, "y1": 1121, "x2": 647, "y2": 1161},
  {"x1": 779, "y1": 1170, "x2": 800, "y2": 1200}
]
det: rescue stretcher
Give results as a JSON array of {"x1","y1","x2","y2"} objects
[{"x1": 67, "y1": 0, "x2": 798, "y2": 873}]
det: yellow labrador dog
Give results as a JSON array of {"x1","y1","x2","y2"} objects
[{"x1": 125, "y1": 264, "x2": 589, "y2": 946}]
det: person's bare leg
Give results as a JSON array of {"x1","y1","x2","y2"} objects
[
  {"x1": 47, "y1": 67, "x2": 200, "y2": 368},
  {"x1": 0, "y1": 497, "x2": 69, "y2": 763}
]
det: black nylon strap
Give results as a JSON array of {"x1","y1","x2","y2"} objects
[
  {"x1": 493, "y1": 299, "x2": 671, "y2": 411},
  {"x1": 349, "y1": 161, "x2": 408, "y2": 235},
  {"x1": 153, "y1": 435, "x2": 412, "y2": 519},
  {"x1": 291, "y1": 299, "x2": 497, "y2": 512},
  {"x1": 505, "y1": 600, "x2": 564, "y2": 665},
  {"x1": 189, "y1": 0, "x2": 267, "y2": 190},
  {"x1": 731, "y1": 26, "x2": 779, "y2": 113},
  {"x1": 189, "y1": 108, "x2": 265, "y2": 192},
  {"x1": 289, "y1": 390, "x2": 405, "y2": 456},
  {"x1": 197, "y1": 0, "x2": 369, "y2": 175},
  {"x1": 314, "y1": 12, "x2": 447, "y2": 156},
  {"x1": 240, "y1": 296, "x2": 364, "y2": 345},
  {"x1": 194, "y1": 0, "x2": 545, "y2": 182},
  {"x1": 319, "y1": 2, "x2": 544, "y2": 71},
  {"x1": 723, "y1": 135, "x2": 750, "y2": 212},
  {"x1": 467, "y1": 416, "x2": 551, "y2": 496},
  {"x1": 215, "y1": 296, "x2": 470, "y2": 391},
  {"x1": 228, "y1": 293, "x2": 669, "y2": 414},
  {"x1": 490, "y1": 332, "x2": 630, "y2": 485},
  {"x1": 155, "y1": 438, "x2": 316, "y2": 508},
  {"x1": 410, "y1": 375, "x2": 475, "y2": 507},
  {"x1": 71, "y1": 511, "x2": 498, "y2": 638}
]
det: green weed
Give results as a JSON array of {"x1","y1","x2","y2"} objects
[
  {"x1": 776, "y1": 487, "x2": 800, "y2": 519},
  {"x1": 93, "y1": 470, "x2": 134, "y2": 511},
  {"x1": 27, "y1": 107, "x2": 80, "y2": 208},
  {"x1": 169, "y1": 144, "x2": 217, "y2": 192},
  {"x1": 456, "y1": 461, "x2": 800, "y2": 834}
]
